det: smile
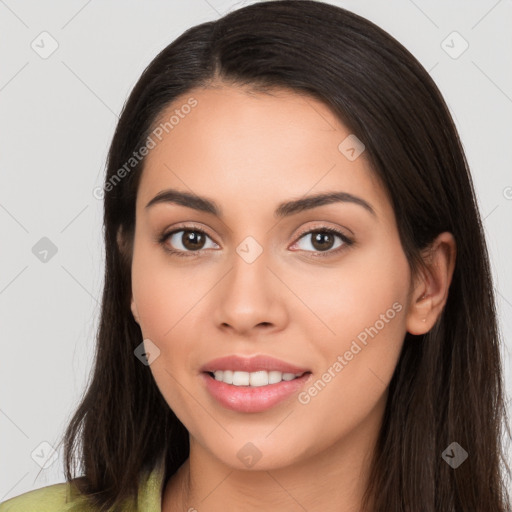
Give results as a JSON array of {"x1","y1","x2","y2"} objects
[{"x1": 202, "y1": 371, "x2": 313, "y2": 413}]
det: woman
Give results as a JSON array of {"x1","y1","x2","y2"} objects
[{"x1": 1, "y1": 1, "x2": 510, "y2": 510}]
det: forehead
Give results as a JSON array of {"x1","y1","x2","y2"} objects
[{"x1": 136, "y1": 84, "x2": 391, "y2": 223}]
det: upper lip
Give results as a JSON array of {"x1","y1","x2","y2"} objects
[{"x1": 200, "y1": 355, "x2": 311, "y2": 374}]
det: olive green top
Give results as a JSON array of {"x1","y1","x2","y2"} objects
[{"x1": 0, "y1": 458, "x2": 167, "y2": 512}]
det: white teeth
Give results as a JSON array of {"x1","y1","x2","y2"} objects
[
  {"x1": 222, "y1": 370, "x2": 233, "y2": 384},
  {"x1": 233, "y1": 371, "x2": 250, "y2": 386},
  {"x1": 268, "y1": 371, "x2": 282, "y2": 384},
  {"x1": 211, "y1": 370, "x2": 303, "y2": 386}
]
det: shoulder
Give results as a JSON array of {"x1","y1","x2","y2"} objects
[
  {"x1": 0, "y1": 459, "x2": 166, "y2": 512},
  {"x1": 0, "y1": 481, "x2": 89, "y2": 512}
]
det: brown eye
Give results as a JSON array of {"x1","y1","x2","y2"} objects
[
  {"x1": 293, "y1": 227, "x2": 352, "y2": 255},
  {"x1": 309, "y1": 231, "x2": 337, "y2": 251},
  {"x1": 160, "y1": 228, "x2": 219, "y2": 256},
  {"x1": 300, "y1": 229, "x2": 347, "y2": 252},
  {"x1": 180, "y1": 230, "x2": 207, "y2": 251}
]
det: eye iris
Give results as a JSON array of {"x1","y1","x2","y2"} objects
[
  {"x1": 182, "y1": 230, "x2": 205, "y2": 251},
  {"x1": 311, "y1": 231, "x2": 335, "y2": 251}
]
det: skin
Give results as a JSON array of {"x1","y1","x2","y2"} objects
[{"x1": 127, "y1": 83, "x2": 456, "y2": 512}]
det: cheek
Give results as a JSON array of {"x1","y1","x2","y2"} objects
[
  {"x1": 131, "y1": 238, "x2": 198, "y2": 339},
  {"x1": 132, "y1": 266, "x2": 174, "y2": 340},
  {"x1": 130, "y1": 242, "x2": 213, "y2": 402},
  {"x1": 295, "y1": 312, "x2": 403, "y2": 455},
  {"x1": 293, "y1": 238, "x2": 410, "y2": 349},
  {"x1": 130, "y1": 246, "x2": 199, "y2": 414},
  {"x1": 293, "y1": 242, "x2": 409, "y2": 420}
]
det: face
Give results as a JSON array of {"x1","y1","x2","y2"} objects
[{"x1": 129, "y1": 84, "x2": 414, "y2": 471}]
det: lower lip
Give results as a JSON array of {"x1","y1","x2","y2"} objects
[{"x1": 201, "y1": 372, "x2": 312, "y2": 413}]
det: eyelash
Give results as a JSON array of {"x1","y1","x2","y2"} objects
[{"x1": 157, "y1": 223, "x2": 354, "y2": 259}]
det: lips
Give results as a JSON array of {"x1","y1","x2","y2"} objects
[
  {"x1": 201, "y1": 371, "x2": 313, "y2": 413},
  {"x1": 200, "y1": 354, "x2": 310, "y2": 375}
]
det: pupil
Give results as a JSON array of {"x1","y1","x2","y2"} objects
[
  {"x1": 183, "y1": 231, "x2": 204, "y2": 250},
  {"x1": 312, "y1": 232, "x2": 334, "y2": 251}
]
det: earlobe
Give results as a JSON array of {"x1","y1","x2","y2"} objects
[
  {"x1": 405, "y1": 232, "x2": 456, "y2": 336},
  {"x1": 406, "y1": 293, "x2": 433, "y2": 335}
]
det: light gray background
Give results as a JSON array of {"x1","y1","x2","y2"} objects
[{"x1": 1, "y1": 0, "x2": 511, "y2": 501}]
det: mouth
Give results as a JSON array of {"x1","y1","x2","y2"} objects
[{"x1": 201, "y1": 370, "x2": 313, "y2": 413}]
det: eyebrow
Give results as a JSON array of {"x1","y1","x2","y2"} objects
[{"x1": 145, "y1": 188, "x2": 376, "y2": 218}]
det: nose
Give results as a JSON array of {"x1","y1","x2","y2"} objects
[{"x1": 212, "y1": 246, "x2": 288, "y2": 336}]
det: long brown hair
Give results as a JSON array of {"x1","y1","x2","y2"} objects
[{"x1": 58, "y1": 1, "x2": 511, "y2": 510}]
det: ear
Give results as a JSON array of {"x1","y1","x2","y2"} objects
[
  {"x1": 406, "y1": 232, "x2": 456, "y2": 335},
  {"x1": 117, "y1": 225, "x2": 140, "y2": 325}
]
